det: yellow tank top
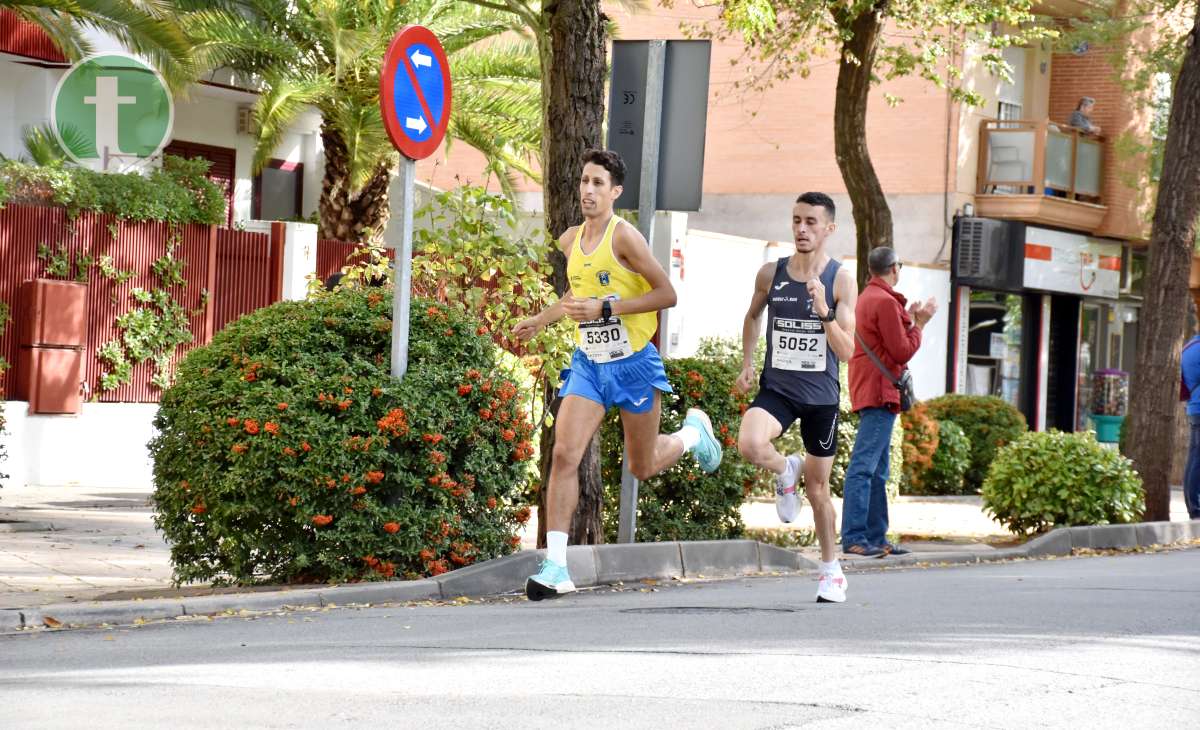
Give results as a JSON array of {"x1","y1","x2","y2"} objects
[{"x1": 567, "y1": 215, "x2": 657, "y2": 356}]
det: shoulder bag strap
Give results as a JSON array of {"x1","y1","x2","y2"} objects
[{"x1": 855, "y1": 330, "x2": 900, "y2": 387}]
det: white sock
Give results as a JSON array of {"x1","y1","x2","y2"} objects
[
  {"x1": 546, "y1": 531, "x2": 568, "y2": 566},
  {"x1": 820, "y1": 559, "x2": 842, "y2": 576},
  {"x1": 673, "y1": 425, "x2": 701, "y2": 451}
]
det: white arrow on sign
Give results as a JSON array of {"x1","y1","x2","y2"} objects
[
  {"x1": 405, "y1": 116, "x2": 428, "y2": 133},
  {"x1": 410, "y1": 50, "x2": 432, "y2": 68}
]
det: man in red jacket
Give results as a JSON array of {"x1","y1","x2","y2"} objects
[{"x1": 842, "y1": 247, "x2": 936, "y2": 557}]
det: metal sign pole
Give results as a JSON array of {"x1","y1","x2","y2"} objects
[
  {"x1": 618, "y1": 40, "x2": 666, "y2": 545},
  {"x1": 391, "y1": 156, "x2": 416, "y2": 379}
]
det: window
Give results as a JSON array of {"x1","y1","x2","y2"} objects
[{"x1": 253, "y1": 159, "x2": 304, "y2": 222}]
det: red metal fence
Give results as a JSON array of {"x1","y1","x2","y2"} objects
[
  {"x1": 0, "y1": 204, "x2": 280, "y2": 403},
  {"x1": 213, "y1": 226, "x2": 279, "y2": 332}
]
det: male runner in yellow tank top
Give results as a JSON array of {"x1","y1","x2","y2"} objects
[{"x1": 513, "y1": 149, "x2": 722, "y2": 600}]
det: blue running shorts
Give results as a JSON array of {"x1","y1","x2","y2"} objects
[{"x1": 559, "y1": 343, "x2": 673, "y2": 414}]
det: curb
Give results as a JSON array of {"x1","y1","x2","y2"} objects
[
  {"x1": 0, "y1": 539, "x2": 817, "y2": 632},
  {"x1": 838, "y1": 520, "x2": 1200, "y2": 571},
  {"x1": 2, "y1": 521, "x2": 1196, "y2": 632}
]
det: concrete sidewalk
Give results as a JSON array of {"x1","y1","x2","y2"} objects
[{"x1": 0, "y1": 482, "x2": 1192, "y2": 610}]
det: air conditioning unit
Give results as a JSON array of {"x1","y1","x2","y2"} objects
[
  {"x1": 237, "y1": 106, "x2": 260, "y2": 137},
  {"x1": 952, "y1": 217, "x2": 1024, "y2": 292}
]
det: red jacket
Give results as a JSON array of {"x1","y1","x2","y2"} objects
[{"x1": 849, "y1": 277, "x2": 922, "y2": 413}]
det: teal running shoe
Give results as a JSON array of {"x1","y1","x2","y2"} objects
[
  {"x1": 526, "y1": 559, "x2": 576, "y2": 601},
  {"x1": 684, "y1": 408, "x2": 723, "y2": 473}
]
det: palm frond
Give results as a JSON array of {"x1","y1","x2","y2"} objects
[
  {"x1": 328, "y1": 96, "x2": 395, "y2": 192},
  {"x1": 251, "y1": 72, "x2": 331, "y2": 173}
]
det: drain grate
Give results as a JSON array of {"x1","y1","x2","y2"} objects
[{"x1": 620, "y1": 606, "x2": 797, "y2": 615}]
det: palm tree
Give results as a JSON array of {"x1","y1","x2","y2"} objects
[
  {"x1": 182, "y1": 0, "x2": 542, "y2": 243},
  {"x1": 1, "y1": 0, "x2": 196, "y2": 92}
]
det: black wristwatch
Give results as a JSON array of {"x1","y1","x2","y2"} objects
[
  {"x1": 601, "y1": 300, "x2": 613, "y2": 321},
  {"x1": 818, "y1": 306, "x2": 837, "y2": 323}
]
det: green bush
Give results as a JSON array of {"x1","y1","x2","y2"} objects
[
  {"x1": 982, "y1": 430, "x2": 1143, "y2": 535},
  {"x1": 150, "y1": 289, "x2": 537, "y2": 585},
  {"x1": 600, "y1": 353, "x2": 758, "y2": 542},
  {"x1": 924, "y1": 394, "x2": 1027, "y2": 491},
  {"x1": 916, "y1": 421, "x2": 972, "y2": 495},
  {"x1": 0, "y1": 155, "x2": 225, "y2": 225}
]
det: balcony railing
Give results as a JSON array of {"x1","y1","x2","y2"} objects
[{"x1": 977, "y1": 119, "x2": 1104, "y2": 203}]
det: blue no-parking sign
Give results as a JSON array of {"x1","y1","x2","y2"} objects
[{"x1": 380, "y1": 26, "x2": 452, "y2": 160}]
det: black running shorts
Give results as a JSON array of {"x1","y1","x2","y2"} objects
[{"x1": 748, "y1": 388, "x2": 839, "y2": 458}]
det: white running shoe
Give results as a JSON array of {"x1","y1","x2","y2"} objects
[
  {"x1": 775, "y1": 454, "x2": 803, "y2": 523},
  {"x1": 816, "y1": 571, "x2": 847, "y2": 603}
]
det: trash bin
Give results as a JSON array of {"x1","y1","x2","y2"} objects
[{"x1": 1089, "y1": 369, "x2": 1128, "y2": 444}]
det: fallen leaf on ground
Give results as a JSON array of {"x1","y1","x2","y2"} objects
[{"x1": 42, "y1": 616, "x2": 62, "y2": 628}]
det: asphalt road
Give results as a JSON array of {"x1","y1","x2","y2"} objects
[{"x1": 2, "y1": 550, "x2": 1198, "y2": 729}]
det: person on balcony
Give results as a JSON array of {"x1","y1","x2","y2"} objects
[{"x1": 1068, "y1": 97, "x2": 1102, "y2": 136}]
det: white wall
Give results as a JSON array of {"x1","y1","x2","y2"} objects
[
  {"x1": 1, "y1": 402, "x2": 158, "y2": 488},
  {"x1": 0, "y1": 60, "x2": 61, "y2": 161},
  {"x1": 886, "y1": 263, "x2": 953, "y2": 401}
]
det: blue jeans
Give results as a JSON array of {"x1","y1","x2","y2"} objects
[
  {"x1": 1186, "y1": 415, "x2": 1200, "y2": 520},
  {"x1": 841, "y1": 407, "x2": 897, "y2": 548}
]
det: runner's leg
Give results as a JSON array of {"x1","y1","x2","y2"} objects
[
  {"x1": 802, "y1": 455, "x2": 838, "y2": 563},
  {"x1": 736, "y1": 407, "x2": 786, "y2": 473},
  {"x1": 620, "y1": 391, "x2": 686, "y2": 479},
  {"x1": 546, "y1": 395, "x2": 607, "y2": 533}
]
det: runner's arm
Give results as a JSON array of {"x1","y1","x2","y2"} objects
[
  {"x1": 742, "y1": 264, "x2": 773, "y2": 370},
  {"x1": 564, "y1": 222, "x2": 676, "y2": 322},
  {"x1": 825, "y1": 267, "x2": 857, "y2": 361},
  {"x1": 513, "y1": 230, "x2": 575, "y2": 340}
]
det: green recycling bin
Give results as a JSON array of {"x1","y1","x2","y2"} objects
[{"x1": 1090, "y1": 414, "x2": 1124, "y2": 443}]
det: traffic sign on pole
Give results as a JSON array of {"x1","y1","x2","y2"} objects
[
  {"x1": 379, "y1": 25, "x2": 452, "y2": 381},
  {"x1": 380, "y1": 25, "x2": 452, "y2": 159}
]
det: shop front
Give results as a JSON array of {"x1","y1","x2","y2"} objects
[{"x1": 948, "y1": 218, "x2": 1131, "y2": 433}]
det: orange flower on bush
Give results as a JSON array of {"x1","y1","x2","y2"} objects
[
  {"x1": 479, "y1": 408, "x2": 493, "y2": 420},
  {"x1": 723, "y1": 436, "x2": 736, "y2": 448},
  {"x1": 349, "y1": 486, "x2": 367, "y2": 496},
  {"x1": 301, "y1": 441, "x2": 312, "y2": 452},
  {"x1": 365, "y1": 470, "x2": 385, "y2": 484},
  {"x1": 422, "y1": 433, "x2": 444, "y2": 445},
  {"x1": 288, "y1": 496, "x2": 299, "y2": 507},
  {"x1": 501, "y1": 428, "x2": 516, "y2": 442},
  {"x1": 466, "y1": 369, "x2": 481, "y2": 380},
  {"x1": 486, "y1": 496, "x2": 497, "y2": 510},
  {"x1": 719, "y1": 424, "x2": 730, "y2": 435},
  {"x1": 282, "y1": 446, "x2": 297, "y2": 457},
  {"x1": 244, "y1": 371, "x2": 257, "y2": 382},
  {"x1": 513, "y1": 441, "x2": 534, "y2": 461},
  {"x1": 514, "y1": 506, "x2": 531, "y2": 524},
  {"x1": 476, "y1": 326, "x2": 488, "y2": 336},
  {"x1": 338, "y1": 399, "x2": 352, "y2": 411},
  {"x1": 508, "y1": 535, "x2": 522, "y2": 548},
  {"x1": 231, "y1": 443, "x2": 247, "y2": 454},
  {"x1": 382, "y1": 522, "x2": 400, "y2": 534},
  {"x1": 190, "y1": 502, "x2": 207, "y2": 515},
  {"x1": 367, "y1": 292, "x2": 383, "y2": 306},
  {"x1": 377, "y1": 408, "x2": 409, "y2": 436},
  {"x1": 429, "y1": 450, "x2": 447, "y2": 465},
  {"x1": 226, "y1": 417, "x2": 240, "y2": 427},
  {"x1": 429, "y1": 560, "x2": 450, "y2": 576},
  {"x1": 426, "y1": 305, "x2": 440, "y2": 317},
  {"x1": 481, "y1": 380, "x2": 493, "y2": 393},
  {"x1": 243, "y1": 419, "x2": 260, "y2": 435},
  {"x1": 277, "y1": 402, "x2": 288, "y2": 411},
  {"x1": 419, "y1": 549, "x2": 435, "y2": 562},
  {"x1": 371, "y1": 387, "x2": 383, "y2": 397},
  {"x1": 264, "y1": 422, "x2": 280, "y2": 435},
  {"x1": 457, "y1": 384, "x2": 473, "y2": 396},
  {"x1": 428, "y1": 473, "x2": 444, "y2": 486},
  {"x1": 311, "y1": 514, "x2": 333, "y2": 527}
]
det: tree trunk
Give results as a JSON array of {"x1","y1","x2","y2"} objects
[
  {"x1": 533, "y1": 0, "x2": 607, "y2": 548},
  {"x1": 318, "y1": 124, "x2": 393, "y2": 244},
  {"x1": 832, "y1": 3, "x2": 894, "y2": 291},
  {"x1": 1127, "y1": 7, "x2": 1200, "y2": 521}
]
